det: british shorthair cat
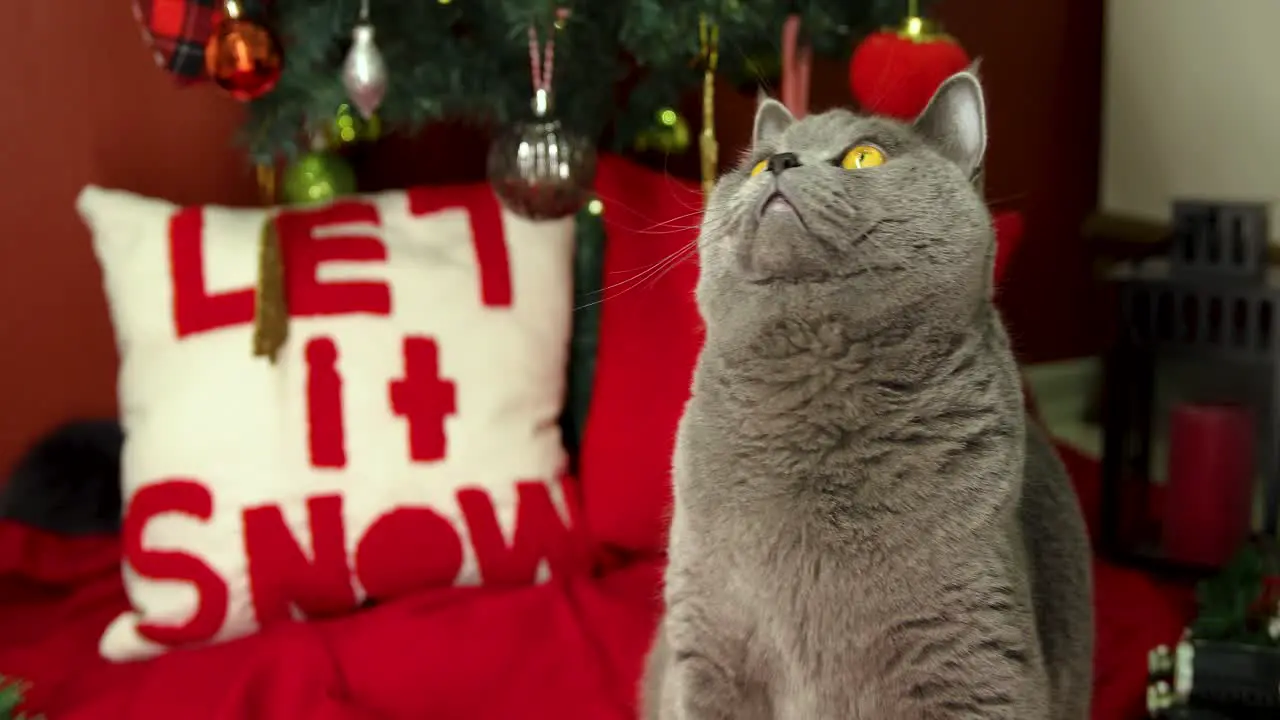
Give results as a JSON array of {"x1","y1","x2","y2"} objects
[{"x1": 642, "y1": 70, "x2": 1092, "y2": 720}]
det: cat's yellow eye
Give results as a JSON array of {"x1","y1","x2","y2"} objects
[
  {"x1": 750, "y1": 159, "x2": 769, "y2": 177},
  {"x1": 840, "y1": 144, "x2": 886, "y2": 170}
]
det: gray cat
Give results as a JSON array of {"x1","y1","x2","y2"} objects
[{"x1": 641, "y1": 71, "x2": 1093, "y2": 720}]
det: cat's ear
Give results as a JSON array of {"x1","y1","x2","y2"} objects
[
  {"x1": 753, "y1": 95, "x2": 794, "y2": 148},
  {"x1": 913, "y1": 69, "x2": 986, "y2": 179}
]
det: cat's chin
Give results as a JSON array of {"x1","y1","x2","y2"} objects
[
  {"x1": 734, "y1": 226, "x2": 834, "y2": 285},
  {"x1": 757, "y1": 191, "x2": 794, "y2": 217},
  {"x1": 751, "y1": 204, "x2": 807, "y2": 238}
]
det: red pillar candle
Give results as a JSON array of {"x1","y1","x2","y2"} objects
[{"x1": 1161, "y1": 404, "x2": 1256, "y2": 568}]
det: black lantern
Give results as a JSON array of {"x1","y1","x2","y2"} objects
[{"x1": 1101, "y1": 200, "x2": 1280, "y2": 574}]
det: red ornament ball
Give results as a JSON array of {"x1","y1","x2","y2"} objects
[
  {"x1": 849, "y1": 29, "x2": 971, "y2": 120},
  {"x1": 204, "y1": 17, "x2": 283, "y2": 101}
]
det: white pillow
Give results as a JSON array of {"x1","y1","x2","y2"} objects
[{"x1": 78, "y1": 183, "x2": 586, "y2": 661}]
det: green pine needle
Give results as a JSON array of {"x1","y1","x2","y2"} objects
[
  {"x1": 1190, "y1": 544, "x2": 1278, "y2": 646},
  {"x1": 0, "y1": 676, "x2": 41, "y2": 720},
  {"x1": 240, "y1": 0, "x2": 942, "y2": 161},
  {"x1": 560, "y1": 200, "x2": 607, "y2": 464}
]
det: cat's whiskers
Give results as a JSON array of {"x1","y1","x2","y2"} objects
[
  {"x1": 591, "y1": 239, "x2": 696, "y2": 293},
  {"x1": 659, "y1": 168, "x2": 708, "y2": 216},
  {"x1": 575, "y1": 237, "x2": 700, "y2": 311},
  {"x1": 589, "y1": 190, "x2": 696, "y2": 231},
  {"x1": 623, "y1": 219, "x2": 707, "y2": 236},
  {"x1": 569, "y1": 184, "x2": 723, "y2": 311},
  {"x1": 593, "y1": 180, "x2": 707, "y2": 226},
  {"x1": 589, "y1": 191, "x2": 709, "y2": 239}
]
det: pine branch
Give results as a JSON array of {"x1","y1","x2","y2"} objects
[
  {"x1": 242, "y1": 0, "x2": 939, "y2": 161},
  {"x1": 0, "y1": 676, "x2": 40, "y2": 720},
  {"x1": 1191, "y1": 543, "x2": 1280, "y2": 647}
]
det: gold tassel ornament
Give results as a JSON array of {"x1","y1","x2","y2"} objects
[
  {"x1": 699, "y1": 14, "x2": 719, "y2": 198},
  {"x1": 252, "y1": 162, "x2": 289, "y2": 362}
]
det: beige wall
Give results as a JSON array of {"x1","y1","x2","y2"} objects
[{"x1": 1101, "y1": 0, "x2": 1280, "y2": 233}]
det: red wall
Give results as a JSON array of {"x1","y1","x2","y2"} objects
[
  {"x1": 940, "y1": 0, "x2": 1107, "y2": 364},
  {"x1": 0, "y1": 0, "x2": 1103, "y2": 471},
  {"x1": 0, "y1": 4, "x2": 258, "y2": 472}
]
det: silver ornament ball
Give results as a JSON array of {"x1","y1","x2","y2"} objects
[{"x1": 487, "y1": 90, "x2": 597, "y2": 220}]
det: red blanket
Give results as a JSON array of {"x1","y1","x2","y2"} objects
[{"x1": 0, "y1": 447, "x2": 1192, "y2": 719}]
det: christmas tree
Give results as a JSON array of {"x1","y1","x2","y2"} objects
[
  {"x1": 0, "y1": 676, "x2": 37, "y2": 720},
  {"x1": 197, "y1": 0, "x2": 938, "y2": 161}
]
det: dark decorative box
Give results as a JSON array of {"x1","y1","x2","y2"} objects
[
  {"x1": 1148, "y1": 639, "x2": 1280, "y2": 718},
  {"x1": 1101, "y1": 200, "x2": 1280, "y2": 573}
]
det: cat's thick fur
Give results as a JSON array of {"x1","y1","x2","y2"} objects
[{"x1": 642, "y1": 72, "x2": 1093, "y2": 719}]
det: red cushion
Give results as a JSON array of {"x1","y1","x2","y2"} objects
[
  {"x1": 0, "y1": 446, "x2": 1191, "y2": 719},
  {"x1": 0, "y1": 516, "x2": 662, "y2": 720},
  {"x1": 580, "y1": 156, "x2": 1027, "y2": 557},
  {"x1": 578, "y1": 156, "x2": 704, "y2": 556}
]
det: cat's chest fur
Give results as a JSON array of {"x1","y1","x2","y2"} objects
[
  {"x1": 676, "y1": 314, "x2": 1023, "y2": 552},
  {"x1": 666, "y1": 317, "x2": 1028, "y2": 714}
]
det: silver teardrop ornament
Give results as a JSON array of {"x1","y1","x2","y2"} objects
[{"x1": 341, "y1": 23, "x2": 387, "y2": 119}]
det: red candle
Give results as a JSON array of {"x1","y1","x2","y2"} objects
[{"x1": 1161, "y1": 404, "x2": 1256, "y2": 567}]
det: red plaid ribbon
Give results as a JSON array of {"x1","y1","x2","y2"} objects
[{"x1": 132, "y1": 0, "x2": 272, "y2": 84}]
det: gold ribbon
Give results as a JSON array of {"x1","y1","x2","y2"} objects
[
  {"x1": 699, "y1": 14, "x2": 719, "y2": 198},
  {"x1": 252, "y1": 162, "x2": 288, "y2": 363}
]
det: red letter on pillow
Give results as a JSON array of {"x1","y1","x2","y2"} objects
[
  {"x1": 457, "y1": 481, "x2": 583, "y2": 585},
  {"x1": 305, "y1": 336, "x2": 347, "y2": 468},
  {"x1": 389, "y1": 336, "x2": 456, "y2": 462},
  {"x1": 123, "y1": 479, "x2": 229, "y2": 646},
  {"x1": 407, "y1": 187, "x2": 512, "y2": 307},
  {"x1": 355, "y1": 507, "x2": 465, "y2": 599},
  {"x1": 242, "y1": 494, "x2": 357, "y2": 626},
  {"x1": 170, "y1": 207, "x2": 256, "y2": 337},
  {"x1": 276, "y1": 201, "x2": 392, "y2": 317}
]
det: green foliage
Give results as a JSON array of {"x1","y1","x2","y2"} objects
[
  {"x1": 0, "y1": 676, "x2": 40, "y2": 720},
  {"x1": 245, "y1": 0, "x2": 937, "y2": 161},
  {"x1": 559, "y1": 200, "x2": 605, "y2": 466},
  {"x1": 1191, "y1": 544, "x2": 1280, "y2": 647}
]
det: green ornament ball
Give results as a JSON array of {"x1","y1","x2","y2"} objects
[
  {"x1": 633, "y1": 107, "x2": 691, "y2": 154},
  {"x1": 281, "y1": 151, "x2": 357, "y2": 205}
]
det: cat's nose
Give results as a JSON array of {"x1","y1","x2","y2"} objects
[{"x1": 767, "y1": 152, "x2": 802, "y2": 175}]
